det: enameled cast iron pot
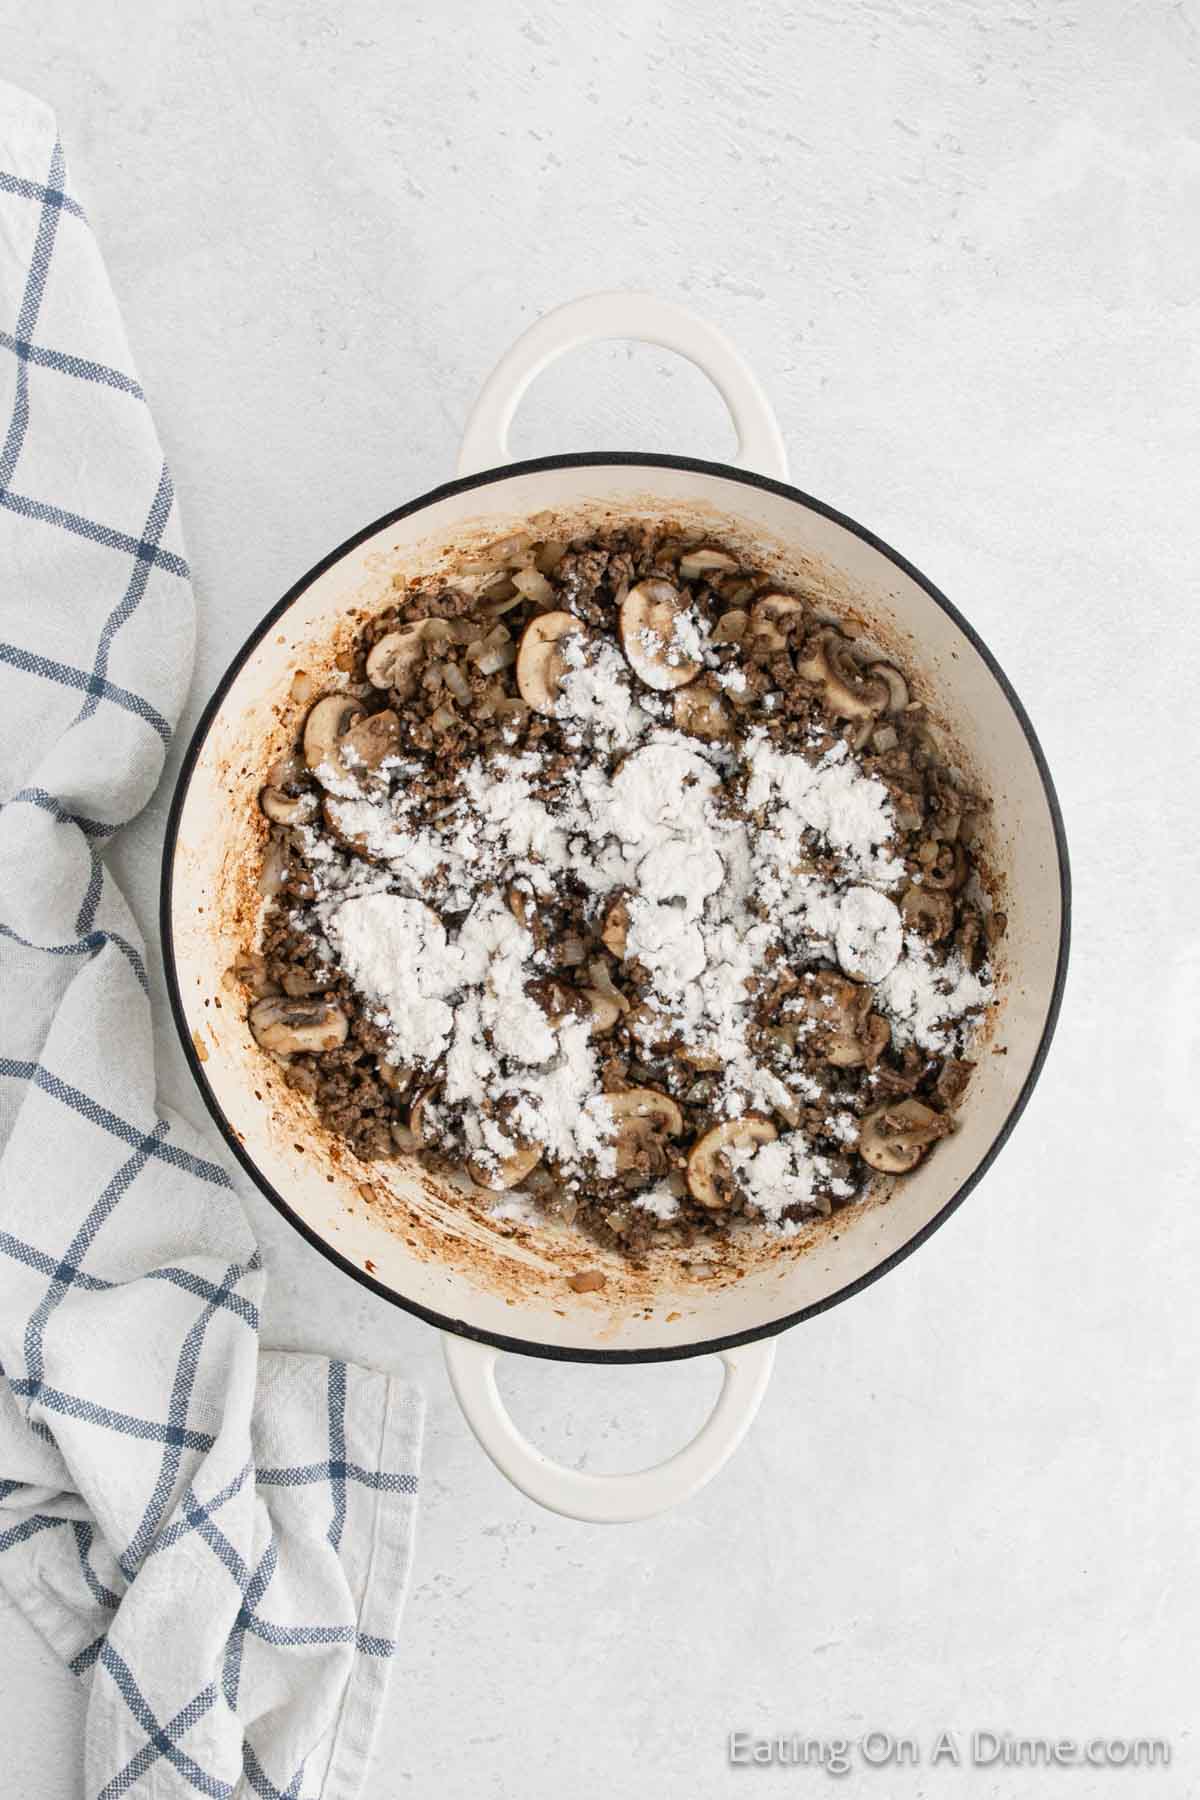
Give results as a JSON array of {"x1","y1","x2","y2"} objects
[{"x1": 162, "y1": 293, "x2": 1070, "y2": 1523}]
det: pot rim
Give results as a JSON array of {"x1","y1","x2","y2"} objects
[{"x1": 160, "y1": 450, "x2": 1072, "y2": 1365}]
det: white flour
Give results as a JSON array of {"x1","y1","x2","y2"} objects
[
  {"x1": 876, "y1": 931, "x2": 991, "y2": 1051},
  {"x1": 299, "y1": 645, "x2": 991, "y2": 1220},
  {"x1": 729, "y1": 1131, "x2": 857, "y2": 1234},
  {"x1": 555, "y1": 633, "x2": 645, "y2": 748}
]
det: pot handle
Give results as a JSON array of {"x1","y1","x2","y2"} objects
[
  {"x1": 442, "y1": 1330, "x2": 776, "y2": 1523},
  {"x1": 456, "y1": 290, "x2": 789, "y2": 482}
]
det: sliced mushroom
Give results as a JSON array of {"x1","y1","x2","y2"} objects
[
  {"x1": 900, "y1": 884, "x2": 955, "y2": 941},
  {"x1": 796, "y1": 629, "x2": 890, "y2": 720},
  {"x1": 604, "y1": 1088, "x2": 685, "y2": 1173},
  {"x1": 248, "y1": 996, "x2": 348, "y2": 1055},
  {"x1": 601, "y1": 894, "x2": 630, "y2": 958},
  {"x1": 506, "y1": 884, "x2": 534, "y2": 928},
  {"x1": 858, "y1": 1099, "x2": 950, "y2": 1174},
  {"x1": 869, "y1": 662, "x2": 909, "y2": 713},
  {"x1": 747, "y1": 592, "x2": 805, "y2": 652},
  {"x1": 673, "y1": 681, "x2": 732, "y2": 740},
  {"x1": 686, "y1": 1116, "x2": 778, "y2": 1209},
  {"x1": 365, "y1": 622, "x2": 434, "y2": 696},
  {"x1": 514, "y1": 610, "x2": 584, "y2": 714},
  {"x1": 678, "y1": 544, "x2": 739, "y2": 581},
  {"x1": 259, "y1": 786, "x2": 318, "y2": 826},
  {"x1": 618, "y1": 580, "x2": 701, "y2": 690},
  {"x1": 302, "y1": 694, "x2": 366, "y2": 787},
  {"x1": 468, "y1": 1141, "x2": 543, "y2": 1191},
  {"x1": 339, "y1": 708, "x2": 401, "y2": 772}
]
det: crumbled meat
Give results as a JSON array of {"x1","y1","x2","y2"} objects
[{"x1": 245, "y1": 522, "x2": 996, "y2": 1255}]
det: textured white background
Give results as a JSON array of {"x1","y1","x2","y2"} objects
[{"x1": 3, "y1": 2, "x2": 1199, "y2": 1796}]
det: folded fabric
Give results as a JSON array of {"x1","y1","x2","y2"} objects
[{"x1": 0, "y1": 80, "x2": 422, "y2": 1800}]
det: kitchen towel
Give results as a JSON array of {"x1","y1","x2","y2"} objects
[{"x1": 0, "y1": 81, "x2": 423, "y2": 1800}]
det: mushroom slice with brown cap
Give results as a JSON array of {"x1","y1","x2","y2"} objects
[
  {"x1": 673, "y1": 682, "x2": 731, "y2": 740},
  {"x1": 747, "y1": 592, "x2": 805, "y2": 653},
  {"x1": 248, "y1": 996, "x2": 348, "y2": 1055},
  {"x1": 604, "y1": 1088, "x2": 684, "y2": 1173},
  {"x1": 258, "y1": 786, "x2": 317, "y2": 826},
  {"x1": 302, "y1": 694, "x2": 366, "y2": 788},
  {"x1": 468, "y1": 1141, "x2": 543, "y2": 1191},
  {"x1": 796, "y1": 629, "x2": 890, "y2": 720},
  {"x1": 514, "y1": 609, "x2": 585, "y2": 715},
  {"x1": 858, "y1": 1099, "x2": 950, "y2": 1174},
  {"x1": 618, "y1": 580, "x2": 701, "y2": 690},
  {"x1": 365, "y1": 622, "x2": 434, "y2": 696},
  {"x1": 340, "y1": 708, "x2": 401, "y2": 772},
  {"x1": 900, "y1": 884, "x2": 955, "y2": 941},
  {"x1": 686, "y1": 1116, "x2": 778, "y2": 1209},
  {"x1": 678, "y1": 544, "x2": 739, "y2": 582}
]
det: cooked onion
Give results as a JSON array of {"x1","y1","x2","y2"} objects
[
  {"x1": 535, "y1": 540, "x2": 567, "y2": 574},
  {"x1": 512, "y1": 567, "x2": 554, "y2": 606}
]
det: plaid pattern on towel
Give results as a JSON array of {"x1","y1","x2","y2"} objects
[{"x1": 0, "y1": 80, "x2": 422, "y2": 1800}]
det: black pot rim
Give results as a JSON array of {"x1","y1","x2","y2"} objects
[{"x1": 160, "y1": 450, "x2": 1071, "y2": 1366}]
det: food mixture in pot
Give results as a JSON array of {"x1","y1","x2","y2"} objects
[{"x1": 239, "y1": 522, "x2": 1000, "y2": 1259}]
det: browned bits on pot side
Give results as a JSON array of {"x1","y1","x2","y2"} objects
[{"x1": 244, "y1": 518, "x2": 995, "y2": 1255}]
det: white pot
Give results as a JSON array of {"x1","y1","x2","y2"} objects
[{"x1": 163, "y1": 293, "x2": 1069, "y2": 1523}]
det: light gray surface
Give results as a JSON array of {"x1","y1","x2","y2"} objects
[{"x1": 2, "y1": 3, "x2": 1197, "y2": 1796}]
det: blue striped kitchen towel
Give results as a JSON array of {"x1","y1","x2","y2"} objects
[{"x1": 0, "y1": 80, "x2": 423, "y2": 1800}]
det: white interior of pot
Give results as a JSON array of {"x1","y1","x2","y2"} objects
[{"x1": 167, "y1": 462, "x2": 1063, "y2": 1357}]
